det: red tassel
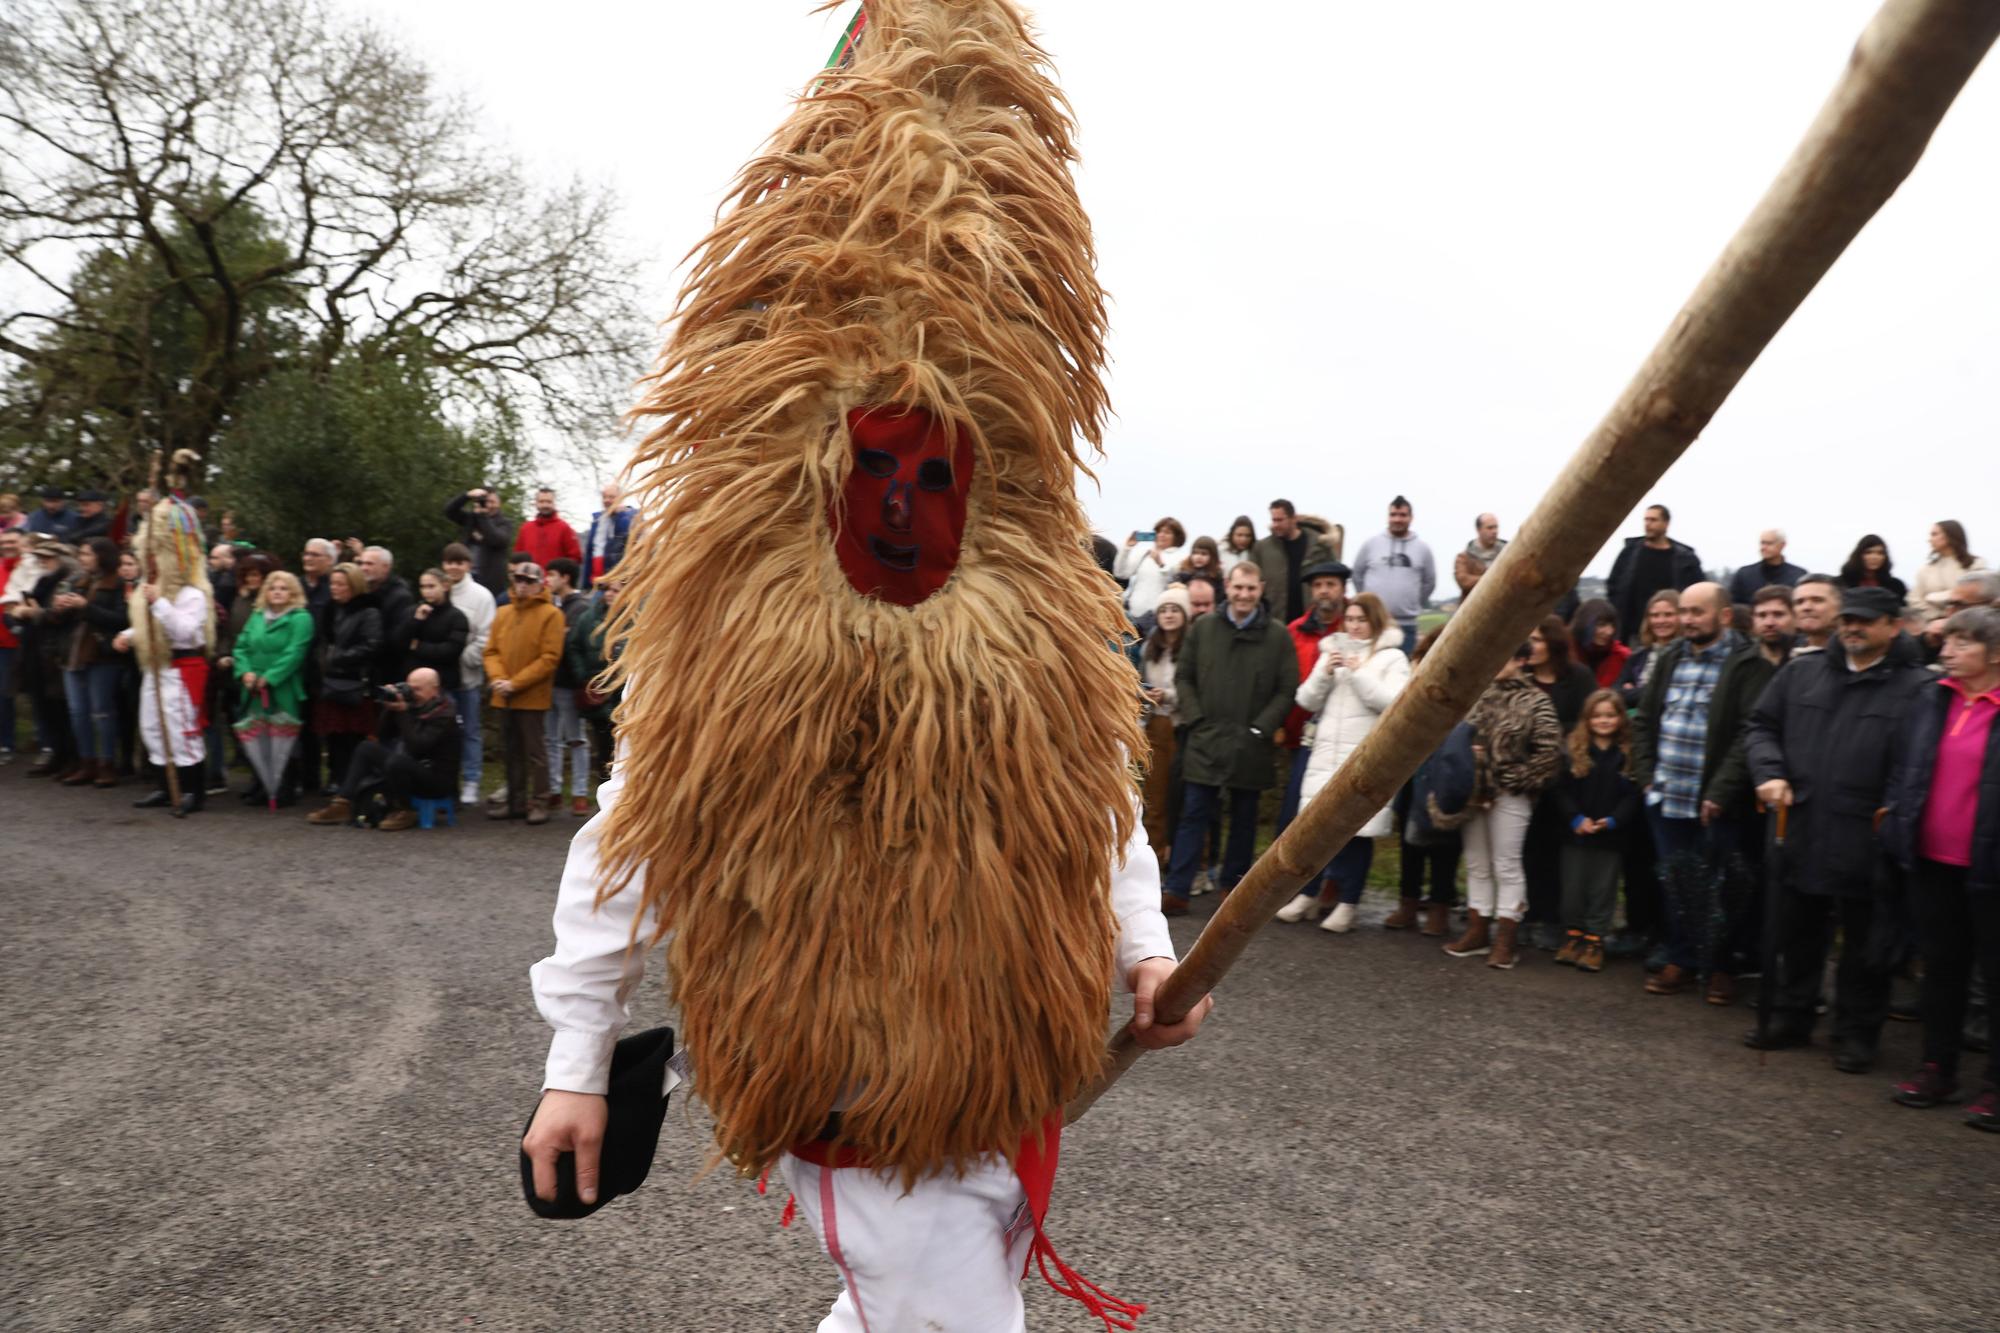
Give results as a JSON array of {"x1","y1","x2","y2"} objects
[
  {"x1": 1029, "y1": 1222, "x2": 1146, "y2": 1331},
  {"x1": 755, "y1": 1166, "x2": 771, "y2": 1196},
  {"x1": 779, "y1": 1193, "x2": 798, "y2": 1229}
]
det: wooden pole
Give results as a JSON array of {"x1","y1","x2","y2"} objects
[{"x1": 1068, "y1": 0, "x2": 2000, "y2": 1123}]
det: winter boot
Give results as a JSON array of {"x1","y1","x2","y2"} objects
[
  {"x1": 1420, "y1": 903, "x2": 1451, "y2": 937},
  {"x1": 1576, "y1": 935, "x2": 1607, "y2": 973},
  {"x1": 1382, "y1": 898, "x2": 1420, "y2": 930},
  {"x1": 1488, "y1": 918, "x2": 1521, "y2": 970},
  {"x1": 60, "y1": 760, "x2": 96, "y2": 786},
  {"x1": 1443, "y1": 910, "x2": 1490, "y2": 958},
  {"x1": 308, "y1": 797, "x2": 353, "y2": 826},
  {"x1": 93, "y1": 759, "x2": 118, "y2": 788},
  {"x1": 1554, "y1": 930, "x2": 1585, "y2": 966}
]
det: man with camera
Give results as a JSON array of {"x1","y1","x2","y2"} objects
[
  {"x1": 306, "y1": 667, "x2": 462, "y2": 830},
  {"x1": 443, "y1": 486, "x2": 519, "y2": 598}
]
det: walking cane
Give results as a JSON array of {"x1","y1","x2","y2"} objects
[
  {"x1": 1755, "y1": 802, "x2": 1790, "y2": 1068},
  {"x1": 1068, "y1": 0, "x2": 2000, "y2": 1123}
]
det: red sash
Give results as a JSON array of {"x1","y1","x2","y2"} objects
[{"x1": 171, "y1": 655, "x2": 211, "y2": 734}]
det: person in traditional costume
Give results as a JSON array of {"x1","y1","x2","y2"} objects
[
  {"x1": 117, "y1": 456, "x2": 216, "y2": 817},
  {"x1": 522, "y1": 4, "x2": 1212, "y2": 1329}
]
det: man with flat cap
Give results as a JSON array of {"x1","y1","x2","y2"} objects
[
  {"x1": 23, "y1": 486, "x2": 77, "y2": 539},
  {"x1": 69, "y1": 490, "x2": 111, "y2": 544},
  {"x1": 1745, "y1": 586, "x2": 1930, "y2": 1073},
  {"x1": 1276, "y1": 559, "x2": 1353, "y2": 832}
]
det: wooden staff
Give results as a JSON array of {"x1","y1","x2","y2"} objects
[{"x1": 1068, "y1": 0, "x2": 2000, "y2": 1123}]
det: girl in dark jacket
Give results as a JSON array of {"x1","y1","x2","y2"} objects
[
  {"x1": 51, "y1": 536, "x2": 130, "y2": 786},
  {"x1": 1553, "y1": 690, "x2": 1640, "y2": 973},
  {"x1": 394, "y1": 568, "x2": 470, "y2": 692},
  {"x1": 313, "y1": 563, "x2": 382, "y2": 786},
  {"x1": 1884, "y1": 607, "x2": 2000, "y2": 1129}
]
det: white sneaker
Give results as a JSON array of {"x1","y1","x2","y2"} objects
[
  {"x1": 1190, "y1": 870, "x2": 1213, "y2": 897},
  {"x1": 1320, "y1": 903, "x2": 1358, "y2": 933},
  {"x1": 1275, "y1": 892, "x2": 1322, "y2": 923},
  {"x1": 460, "y1": 780, "x2": 480, "y2": 804}
]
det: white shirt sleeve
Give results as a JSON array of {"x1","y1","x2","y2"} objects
[
  {"x1": 1110, "y1": 808, "x2": 1175, "y2": 988},
  {"x1": 151, "y1": 586, "x2": 208, "y2": 644},
  {"x1": 528, "y1": 763, "x2": 661, "y2": 1094}
]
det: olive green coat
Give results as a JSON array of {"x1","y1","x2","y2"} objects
[{"x1": 1173, "y1": 607, "x2": 1300, "y2": 789}]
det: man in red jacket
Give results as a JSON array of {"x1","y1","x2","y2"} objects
[
  {"x1": 515, "y1": 488, "x2": 582, "y2": 570},
  {"x1": 1276, "y1": 560, "x2": 1352, "y2": 830}
]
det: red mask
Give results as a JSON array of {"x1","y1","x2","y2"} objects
[{"x1": 831, "y1": 405, "x2": 973, "y2": 606}]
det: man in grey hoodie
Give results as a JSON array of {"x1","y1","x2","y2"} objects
[{"x1": 1351, "y1": 495, "x2": 1436, "y2": 643}]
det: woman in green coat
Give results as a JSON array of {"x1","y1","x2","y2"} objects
[{"x1": 232, "y1": 570, "x2": 316, "y2": 807}]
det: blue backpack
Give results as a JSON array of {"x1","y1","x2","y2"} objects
[{"x1": 1403, "y1": 721, "x2": 1478, "y2": 845}]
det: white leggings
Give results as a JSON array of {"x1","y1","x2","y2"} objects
[
  {"x1": 1462, "y1": 791, "x2": 1533, "y2": 923},
  {"x1": 782, "y1": 1152, "x2": 1035, "y2": 1333},
  {"x1": 138, "y1": 667, "x2": 205, "y2": 769}
]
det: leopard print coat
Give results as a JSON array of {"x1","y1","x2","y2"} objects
[{"x1": 1466, "y1": 675, "x2": 1563, "y2": 802}]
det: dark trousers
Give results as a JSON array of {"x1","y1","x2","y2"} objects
[
  {"x1": 500, "y1": 707, "x2": 549, "y2": 812},
  {"x1": 339, "y1": 739, "x2": 452, "y2": 807},
  {"x1": 0, "y1": 645, "x2": 17, "y2": 751},
  {"x1": 1912, "y1": 859, "x2": 2000, "y2": 1087},
  {"x1": 299, "y1": 713, "x2": 325, "y2": 790},
  {"x1": 1165, "y1": 782, "x2": 1260, "y2": 896},
  {"x1": 1523, "y1": 792, "x2": 1565, "y2": 924},
  {"x1": 1324, "y1": 836, "x2": 1376, "y2": 905},
  {"x1": 1399, "y1": 835, "x2": 1461, "y2": 906},
  {"x1": 1622, "y1": 815, "x2": 1661, "y2": 936},
  {"x1": 1562, "y1": 842, "x2": 1623, "y2": 936},
  {"x1": 31, "y1": 689, "x2": 73, "y2": 767},
  {"x1": 1274, "y1": 746, "x2": 1310, "y2": 833},
  {"x1": 1774, "y1": 888, "x2": 1891, "y2": 1050},
  {"x1": 1649, "y1": 809, "x2": 1708, "y2": 971}
]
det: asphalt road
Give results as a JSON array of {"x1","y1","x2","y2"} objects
[{"x1": 5, "y1": 776, "x2": 1997, "y2": 1331}]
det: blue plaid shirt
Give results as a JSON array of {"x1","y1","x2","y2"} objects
[{"x1": 1650, "y1": 634, "x2": 1735, "y2": 820}]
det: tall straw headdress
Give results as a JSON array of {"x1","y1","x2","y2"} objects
[{"x1": 598, "y1": 0, "x2": 1141, "y2": 1184}]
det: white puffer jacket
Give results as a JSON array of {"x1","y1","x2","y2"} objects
[
  {"x1": 1115, "y1": 540, "x2": 1185, "y2": 620},
  {"x1": 1294, "y1": 626, "x2": 1410, "y2": 837}
]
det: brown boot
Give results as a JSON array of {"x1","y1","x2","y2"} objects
[
  {"x1": 1488, "y1": 918, "x2": 1521, "y2": 970},
  {"x1": 1576, "y1": 935, "x2": 1606, "y2": 973},
  {"x1": 307, "y1": 797, "x2": 352, "y2": 826},
  {"x1": 1646, "y1": 963, "x2": 1693, "y2": 995},
  {"x1": 1554, "y1": 929, "x2": 1585, "y2": 966},
  {"x1": 1705, "y1": 971, "x2": 1738, "y2": 1006},
  {"x1": 1161, "y1": 893, "x2": 1190, "y2": 917},
  {"x1": 1443, "y1": 910, "x2": 1490, "y2": 958},
  {"x1": 377, "y1": 809, "x2": 418, "y2": 832},
  {"x1": 59, "y1": 761, "x2": 95, "y2": 786},
  {"x1": 93, "y1": 759, "x2": 119, "y2": 788},
  {"x1": 1383, "y1": 898, "x2": 1420, "y2": 930},
  {"x1": 1421, "y1": 903, "x2": 1451, "y2": 937}
]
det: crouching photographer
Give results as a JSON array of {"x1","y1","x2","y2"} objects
[{"x1": 305, "y1": 667, "x2": 463, "y2": 830}]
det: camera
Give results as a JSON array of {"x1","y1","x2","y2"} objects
[{"x1": 377, "y1": 682, "x2": 415, "y2": 704}]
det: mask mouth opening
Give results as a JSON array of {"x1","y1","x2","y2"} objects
[{"x1": 869, "y1": 538, "x2": 919, "y2": 571}]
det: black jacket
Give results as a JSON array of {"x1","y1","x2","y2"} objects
[
  {"x1": 444, "y1": 493, "x2": 519, "y2": 597},
  {"x1": 320, "y1": 596, "x2": 383, "y2": 690},
  {"x1": 1553, "y1": 742, "x2": 1640, "y2": 847},
  {"x1": 1531, "y1": 661, "x2": 1599, "y2": 732},
  {"x1": 393, "y1": 602, "x2": 469, "y2": 693},
  {"x1": 1745, "y1": 637, "x2": 1932, "y2": 898},
  {"x1": 383, "y1": 694, "x2": 463, "y2": 796},
  {"x1": 1606, "y1": 537, "x2": 1703, "y2": 645},
  {"x1": 1726, "y1": 560, "x2": 1806, "y2": 608},
  {"x1": 371, "y1": 576, "x2": 415, "y2": 680},
  {"x1": 552, "y1": 591, "x2": 589, "y2": 688},
  {"x1": 1884, "y1": 678, "x2": 2000, "y2": 894},
  {"x1": 51, "y1": 578, "x2": 130, "y2": 668}
]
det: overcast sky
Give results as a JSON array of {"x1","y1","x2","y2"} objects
[{"x1": 359, "y1": 0, "x2": 1998, "y2": 578}]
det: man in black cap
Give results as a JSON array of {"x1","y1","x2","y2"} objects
[
  {"x1": 23, "y1": 486, "x2": 76, "y2": 539},
  {"x1": 1744, "y1": 585, "x2": 1930, "y2": 1072},
  {"x1": 69, "y1": 490, "x2": 111, "y2": 543},
  {"x1": 1275, "y1": 559, "x2": 1352, "y2": 835}
]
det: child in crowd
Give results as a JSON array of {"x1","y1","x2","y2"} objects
[{"x1": 1553, "y1": 690, "x2": 1639, "y2": 973}]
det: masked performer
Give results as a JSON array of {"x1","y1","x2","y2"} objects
[
  {"x1": 121, "y1": 461, "x2": 216, "y2": 816},
  {"x1": 523, "y1": 4, "x2": 1212, "y2": 1329}
]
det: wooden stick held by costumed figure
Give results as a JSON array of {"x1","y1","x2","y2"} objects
[{"x1": 1067, "y1": 0, "x2": 2000, "y2": 1122}]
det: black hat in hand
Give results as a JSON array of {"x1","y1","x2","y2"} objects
[{"x1": 519, "y1": 1026, "x2": 676, "y2": 1220}]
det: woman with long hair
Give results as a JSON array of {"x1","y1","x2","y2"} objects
[
  {"x1": 1911, "y1": 520, "x2": 1989, "y2": 624},
  {"x1": 1570, "y1": 598, "x2": 1630, "y2": 689},
  {"x1": 1113, "y1": 516, "x2": 1187, "y2": 623},
  {"x1": 50, "y1": 535, "x2": 129, "y2": 787},
  {"x1": 1615, "y1": 587, "x2": 1682, "y2": 711},
  {"x1": 1276, "y1": 592, "x2": 1411, "y2": 931},
  {"x1": 307, "y1": 562, "x2": 381, "y2": 811},
  {"x1": 396, "y1": 567, "x2": 471, "y2": 691},
  {"x1": 1839, "y1": 534, "x2": 1908, "y2": 600},
  {"x1": 1127, "y1": 585, "x2": 1191, "y2": 862},
  {"x1": 1219, "y1": 516, "x2": 1257, "y2": 575},
  {"x1": 1522, "y1": 614, "x2": 1602, "y2": 947}
]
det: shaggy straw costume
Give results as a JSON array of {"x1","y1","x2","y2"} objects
[
  {"x1": 599, "y1": 0, "x2": 1140, "y2": 1188},
  {"x1": 130, "y1": 452, "x2": 217, "y2": 813}
]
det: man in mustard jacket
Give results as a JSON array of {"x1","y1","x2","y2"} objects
[{"x1": 483, "y1": 561, "x2": 567, "y2": 824}]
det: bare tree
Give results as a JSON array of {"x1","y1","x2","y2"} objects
[{"x1": 0, "y1": 0, "x2": 647, "y2": 485}]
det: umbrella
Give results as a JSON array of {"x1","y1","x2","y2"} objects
[{"x1": 234, "y1": 688, "x2": 301, "y2": 811}]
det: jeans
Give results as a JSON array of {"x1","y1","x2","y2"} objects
[
  {"x1": 1463, "y1": 791, "x2": 1533, "y2": 922},
  {"x1": 1165, "y1": 783, "x2": 1261, "y2": 897},
  {"x1": 545, "y1": 686, "x2": 590, "y2": 797},
  {"x1": 0, "y1": 645, "x2": 17, "y2": 751},
  {"x1": 1324, "y1": 837, "x2": 1376, "y2": 905},
  {"x1": 1274, "y1": 746, "x2": 1311, "y2": 834},
  {"x1": 452, "y1": 685, "x2": 484, "y2": 787},
  {"x1": 61, "y1": 663, "x2": 122, "y2": 761},
  {"x1": 1911, "y1": 859, "x2": 2000, "y2": 1087},
  {"x1": 1647, "y1": 808, "x2": 1708, "y2": 971}
]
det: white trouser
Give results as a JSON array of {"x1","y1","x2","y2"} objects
[
  {"x1": 1462, "y1": 790, "x2": 1533, "y2": 922},
  {"x1": 782, "y1": 1152, "x2": 1034, "y2": 1333},
  {"x1": 138, "y1": 666, "x2": 206, "y2": 769}
]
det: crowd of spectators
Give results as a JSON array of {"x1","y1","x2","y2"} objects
[
  {"x1": 2, "y1": 483, "x2": 633, "y2": 830},
  {"x1": 1119, "y1": 497, "x2": 1999, "y2": 1132}
]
